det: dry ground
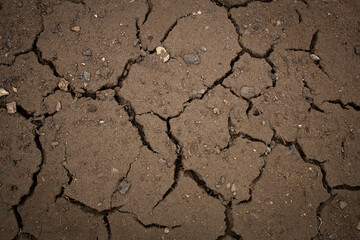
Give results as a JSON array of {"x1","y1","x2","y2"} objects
[{"x1": 0, "y1": 0, "x2": 359, "y2": 239}]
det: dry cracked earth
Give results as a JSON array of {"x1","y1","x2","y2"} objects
[{"x1": 0, "y1": 0, "x2": 360, "y2": 239}]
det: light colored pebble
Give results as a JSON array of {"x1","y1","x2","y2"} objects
[
  {"x1": 6, "y1": 102, "x2": 16, "y2": 114},
  {"x1": 0, "y1": 88, "x2": 9, "y2": 97}
]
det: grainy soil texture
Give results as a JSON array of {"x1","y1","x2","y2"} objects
[{"x1": 0, "y1": 0, "x2": 360, "y2": 239}]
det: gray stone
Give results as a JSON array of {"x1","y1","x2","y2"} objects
[
  {"x1": 51, "y1": 25, "x2": 58, "y2": 34},
  {"x1": 355, "y1": 45, "x2": 360, "y2": 55},
  {"x1": 183, "y1": 53, "x2": 201, "y2": 65},
  {"x1": 82, "y1": 48, "x2": 92, "y2": 56},
  {"x1": 133, "y1": 39, "x2": 140, "y2": 46},
  {"x1": 240, "y1": 86, "x2": 256, "y2": 98},
  {"x1": 4, "y1": 41, "x2": 12, "y2": 51},
  {"x1": 118, "y1": 180, "x2": 131, "y2": 194},
  {"x1": 200, "y1": 46, "x2": 207, "y2": 52},
  {"x1": 84, "y1": 71, "x2": 91, "y2": 81}
]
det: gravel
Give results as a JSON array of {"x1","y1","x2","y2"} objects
[
  {"x1": 84, "y1": 71, "x2": 91, "y2": 81},
  {"x1": 82, "y1": 48, "x2": 92, "y2": 56},
  {"x1": 183, "y1": 53, "x2": 201, "y2": 65}
]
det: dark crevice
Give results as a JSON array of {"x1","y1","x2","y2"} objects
[
  {"x1": 12, "y1": 206, "x2": 23, "y2": 232},
  {"x1": 309, "y1": 30, "x2": 319, "y2": 54},
  {"x1": 14, "y1": 232, "x2": 38, "y2": 240},
  {"x1": 95, "y1": 55, "x2": 144, "y2": 93},
  {"x1": 223, "y1": 0, "x2": 273, "y2": 9},
  {"x1": 295, "y1": 9, "x2": 303, "y2": 23},
  {"x1": 11, "y1": 128, "x2": 45, "y2": 235},
  {"x1": 325, "y1": 99, "x2": 360, "y2": 111},
  {"x1": 312, "y1": 194, "x2": 336, "y2": 239},
  {"x1": 164, "y1": 51, "x2": 241, "y2": 120},
  {"x1": 294, "y1": 141, "x2": 332, "y2": 194},
  {"x1": 114, "y1": 93, "x2": 157, "y2": 154},
  {"x1": 65, "y1": 0, "x2": 85, "y2": 5},
  {"x1": 110, "y1": 161, "x2": 134, "y2": 208},
  {"x1": 270, "y1": 132, "x2": 333, "y2": 195},
  {"x1": 221, "y1": 83, "x2": 263, "y2": 113},
  {"x1": 314, "y1": 60, "x2": 329, "y2": 78},
  {"x1": 16, "y1": 105, "x2": 34, "y2": 119},
  {"x1": 226, "y1": 8, "x2": 277, "y2": 89},
  {"x1": 341, "y1": 136, "x2": 346, "y2": 160},
  {"x1": 135, "y1": 18, "x2": 142, "y2": 49},
  {"x1": 300, "y1": 80, "x2": 325, "y2": 113},
  {"x1": 103, "y1": 215, "x2": 111, "y2": 240},
  {"x1": 210, "y1": 0, "x2": 225, "y2": 8},
  {"x1": 300, "y1": 0, "x2": 309, "y2": 6},
  {"x1": 286, "y1": 48, "x2": 310, "y2": 52},
  {"x1": 184, "y1": 169, "x2": 225, "y2": 203},
  {"x1": 217, "y1": 202, "x2": 242, "y2": 240},
  {"x1": 198, "y1": 52, "x2": 241, "y2": 97},
  {"x1": 303, "y1": 96, "x2": 325, "y2": 113},
  {"x1": 272, "y1": 133, "x2": 292, "y2": 147},
  {"x1": 333, "y1": 184, "x2": 360, "y2": 191},
  {"x1": 142, "y1": 0, "x2": 153, "y2": 25},
  {"x1": 266, "y1": 58, "x2": 277, "y2": 87},
  {"x1": 42, "y1": 86, "x2": 60, "y2": 99},
  {"x1": 245, "y1": 100, "x2": 253, "y2": 116},
  {"x1": 223, "y1": 122, "x2": 268, "y2": 151},
  {"x1": 309, "y1": 102, "x2": 325, "y2": 113},
  {"x1": 135, "y1": 217, "x2": 181, "y2": 229},
  {"x1": 152, "y1": 119, "x2": 183, "y2": 210},
  {"x1": 32, "y1": 16, "x2": 62, "y2": 78},
  {"x1": 237, "y1": 132, "x2": 266, "y2": 145},
  {"x1": 117, "y1": 56, "x2": 144, "y2": 88},
  {"x1": 227, "y1": 9, "x2": 274, "y2": 59},
  {"x1": 237, "y1": 154, "x2": 267, "y2": 204},
  {"x1": 160, "y1": 13, "x2": 191, "y2": 44},
  {"x1": 294, "y1": 141, "x2": 323, "y2": 165},
  {"x1": 63, "y1": 195, "x2": 120, "y2": 216},
  {"x1": 55, "y1": 148, "x2": 74, "y2": 201}
]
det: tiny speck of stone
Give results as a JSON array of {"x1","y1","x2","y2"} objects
[
  {"x1": 354, "y1": 46, "x2": 360, "y2": 55},
  {"x1": 56, "y1": 101, "x2": 62, "y2": 112},
  {"x1": 164, "y1": 227, "x2": 170, "y2": 234},
  {"x1": 231, "y1": 183, "x2": 237, "y2": 192},
  {"x1": 200, "y1": 46, "x2": 207, "y2": 52},
  {"x1": 339, "y1": 200, "x2": 347, "y2": 209},
  {"x1": 82, "y1": 48, "x2": 92, "y2": 56},
  {"x1": 71, "y1": 26, "x2": 81, "y2": 32},
  {"x1": 133, "y1": 38, "x2": 140, "y2": 46}
]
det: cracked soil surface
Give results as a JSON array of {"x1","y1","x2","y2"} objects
[{"x1": 0, "y1": 0, "x2": 359, "y2": 239}]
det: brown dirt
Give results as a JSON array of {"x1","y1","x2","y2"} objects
[{"x1": 0, "y1": 0, "x2": 359, "y2": 239}]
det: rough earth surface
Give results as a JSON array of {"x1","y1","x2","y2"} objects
[{"x1": 0, "y1": 0, "x2": 359, "y2": 239}]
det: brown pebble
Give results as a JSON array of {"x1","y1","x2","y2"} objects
[{"x1": 71, "y1": 26, "x2": 81, "y2": 32}]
